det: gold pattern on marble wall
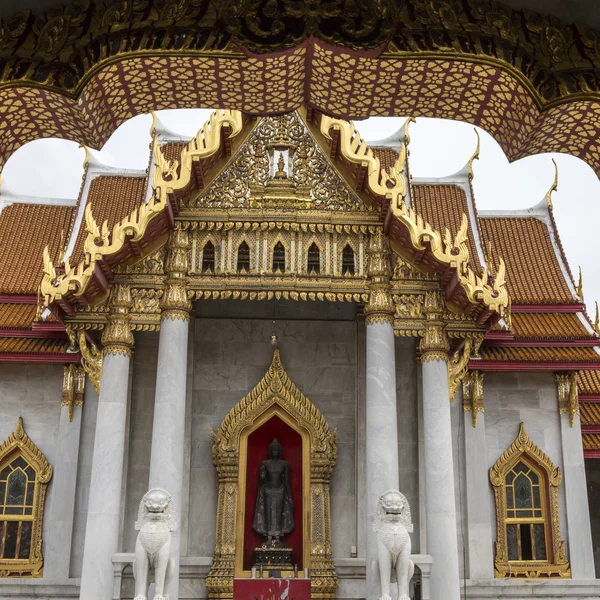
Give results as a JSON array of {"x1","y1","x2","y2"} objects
[
  {"x1": 462, "y1": 371, "x2": 484, "y2": 427},
  {"x1": 490, "y1": 423, "x2": 570, "y2": 579},
  {"x1": 101, "y1": 283, "x2": 134, "y2": 356},
  {"x1": 0, "y1": 418, "x2": 53, "y2": 578},
  {"x1": 61, "y1": 364, "x2": 85, "y2": 422},
  {"x1": 208, "y1": 349, "x2": 337, "y2": 600},
  {"x1": 556, "y1": 373, "x2": 580, "y2": 428}
]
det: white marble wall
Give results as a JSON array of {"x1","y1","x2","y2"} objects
[
  {"x1": 189, "y1": 299, "x2": 359, "y2": 559},
  {"x1": 585, "y1": 459, "x2": 600, "y2": 576}
]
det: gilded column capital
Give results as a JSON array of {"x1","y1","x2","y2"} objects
[
  {"x1": 463, "y1": 370, "x2": 484, "y2": 427},
  {"x1": 102, "y1": 283, "x2": 134, "y2": 356},
  {"x1": 556, "y1": 372, "x2": 579, "y2": 427},
  {"x1": 161, "y1": 228, "x2": 192, "y2": 321},
  {"x1": 419, "y1": 290, "x2": 449, "y2": 361},
  {"x1": 365, "y1": 229, "x2": 394, "y2": 326}
]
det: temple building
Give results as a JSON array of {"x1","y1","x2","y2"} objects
[{"x1": 0, "y1": 106, "x2": 599, "y2": 600}]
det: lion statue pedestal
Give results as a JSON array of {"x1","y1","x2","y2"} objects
[
  {"x1": 372, "y1": 490, "x2": 414, "y2": 600},
  {"x1": 133, "y1": 488, "x2": 177, "y2": 600}
]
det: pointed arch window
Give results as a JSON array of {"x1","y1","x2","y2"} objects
[
  {"x1": 272, "y1": 242, "x2": 285, "y2": 274},
  {"x1": 342, "y1": 244, "x2": 355, "y2": 276},
  {"x1": 307, "y1": 243, "x2": 320, "y2": 276},
  {"x1": 0, "y1": 418, "x2": 52, "y2": 577},
  {"x1": 201, "y1": 241, "x2": 215, "y2": 274},
  {"x1": 237, "y1": 242, "x2": 251, "y2": 274},
  {"x1": 489, "y1": 423, "x2": 569, "y2": 578}
]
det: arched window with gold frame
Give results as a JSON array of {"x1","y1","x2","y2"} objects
[
  {"x1": 0, "y1": 418, "x2": 52, "y2": 577},
  {"x1": 489, "y1": 423, "x2": 570, "y2": 578}
]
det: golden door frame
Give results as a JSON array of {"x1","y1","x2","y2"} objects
[{"x1": 206, "y1": 349, "x2": 338, "y2": 600}]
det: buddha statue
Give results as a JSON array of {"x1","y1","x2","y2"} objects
[{"x1": 252, "y1": 438, "x2": 295, "y2": 543}]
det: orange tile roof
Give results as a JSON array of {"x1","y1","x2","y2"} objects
[
  {"x1": 161, "y1": 142, "x2": 187, "y2": 164},
  {"x1": 0, "y1": 304, "x2": 37, "y2": 329},
  {"x1": 478, "y1": 346, "x2": 600, "y2": 362},
  {"x1": 0, "y1": 203, "x2": 75, "y2": 295},
  {"x1": 580, "y1": 402, "x2": 600, "y2": 426},
  {"x1": 0, "y1": 337, "x2": 70, "y2": 354},
  {"x1": 412, "y1": 184, "x2": 482, "y2": 270},
  {"x1": 71, "y1": 176, "x2": 146, "y2": 264},
  {"x1": 371, "y1": 147, "x2": 399, "y2": 171},
  {"x1": 479, "y1": 217, "x2": 574, "y2": 304},
  {"x1": 579, "y1": 370, "x2": 600, "y2": 395},
  {"x1": 582, "y1": 434, "x2": 600, "y2": 451},
  {"x1": 510, "y1": 312, "x2": 593, "y2": 339}
]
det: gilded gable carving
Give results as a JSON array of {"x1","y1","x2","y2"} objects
[{"x1": 185, "y1": 113, "x2": 370, "y2": 212}]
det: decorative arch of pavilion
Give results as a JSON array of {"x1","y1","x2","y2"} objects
[{"x1": 0, "y1": 0, "x2": 598, "y2": 176}]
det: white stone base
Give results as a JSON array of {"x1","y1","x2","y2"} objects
[{"x1": 464, "y1": 579, "x2": 600, "y2": 599}]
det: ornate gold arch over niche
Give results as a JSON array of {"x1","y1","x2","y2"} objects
[
  {"x1": 206, "y1": 349, "x2": 337, "y2": 600},
  {"x1": 1, "y1": 2, "x2": 600, "y2": 174},
  {"x1": 489, "y1": 423, "x2": 570, "y2": 579},
  {"x1": 0, "y1": 418, "x2": 53, "y2": 578}
]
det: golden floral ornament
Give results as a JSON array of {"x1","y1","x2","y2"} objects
[
  {"x1": 462, "y1": 370, "x2": 484, "y2": 427},
  {"x1": 556, "y1": 373, "x2": 579, "y2": 428},
  {"x1": 489, "y1": 423, "x2": 570, "y2": 579},
  {"x1": 61, "y1": 364, "x2": 85, "y2": 422},
  {"x1": 0, "y1": 418, "x2": 52, "y2": 577},
  {"x1": 102, "y1": 283, "x2": 134, "y2": 356},
  {"x1": 207, "y1": 349, "x2": 337, "y2": 599},
  {"x1": 419, "y1": 291, "x2": 450, "y2": 361},
  {"x1": 365, "y1": 229, "x2": 394, "y2": 325},
  {"x1": 448, "y1": 338, "x2": 472, "y2": 401},
  {"x1": 40, "y1": 110, "x2": 244, "y2": 309},
  {"x1": 162, "y1": 228, "x2": 192, "y2": 320}
]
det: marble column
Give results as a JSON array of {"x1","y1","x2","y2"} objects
[
  {"x1": 462, "y1": 372, "x2": 495, "y2": 580},
  {"x1": 556, "y1": 374, "x2": 595, "y2": 578},
  {"x1": 148, "y1": 229, "x2": 192, "y2": 600},
  {"x1": 44, "y1": 369, "x2": 88, "y2": 580},
  {"x1": 79, "y1": 284, "x2": 134, "y2": 600},
  {"x1": 364, "y1": 230, "x2": 399, "y2": 600},
  {"x1": 420, "y1": 291, "x2": 460, "y2": 600}
]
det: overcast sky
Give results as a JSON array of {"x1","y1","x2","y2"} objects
[{"x1": 3, "y1": 108, "x2": 599, "y2": 317}]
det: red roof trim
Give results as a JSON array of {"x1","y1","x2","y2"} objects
[
  {"x1": 483, "y1": 339, "x2": 599, "y2": 348},
  {"x1": 584, "y1": 450, "x2": 600, "y2": 459},
  {"x1": 0, "y1": 329, "x2": 68, "y2": 339},
  {"x1": 582, "y1": 426, "x2": 600, "y2": 434},
  {"x1": 0, "y1": 352, "x2": 80, "y2": 364},
  {"x1": 0, "y1": 295, "x2": 37, "y2": 304},
  {"x1": 580, "y1": 396, "x2": 600, "y2": 402},
  {"x1": 511, "y1": 304, "x2": 584, "y2": 313},
  {"x1": 469, "y1": 360, "x2": 600, "y2": 372},
  {"x1": 485, "y1": 331, "x2": 515, "y2": 341}
]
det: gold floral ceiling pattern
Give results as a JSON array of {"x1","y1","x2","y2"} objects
[{"x1": 0, "y1": 0, "x2": 599, "y2": 173}]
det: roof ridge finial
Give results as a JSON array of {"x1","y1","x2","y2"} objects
[
  {"x1": 403, "y1": 117, "x2": 416, "y2": 147},
  {"x1": 576, "y1": 266, "x2": 584, "y2": 302},
  {"x1": 467, "y1": 128, "x2": 480, "y2": 180},
  {"x1": 149, "y1": 111, "x2": 158, "y2": 138},
  {"x1": 594, "y1": 301, "x2": 599, "y2": 335},
  {"x1": 546, "y1": 158, "x2": 559, "y2": 210},
  {"x1": 78, "y1": 143, "x2": 91, "y2": 170}
]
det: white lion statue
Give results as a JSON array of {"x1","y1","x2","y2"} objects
[
  {"x1": 372, "y1": 490, "x2": 414, "y2": 600},
  {"x1": 133, "y1": 488, "x2": 177, "y2": 600}
]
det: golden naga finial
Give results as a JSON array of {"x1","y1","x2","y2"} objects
[
  {"x1": 546, "y1": 158, "x2": 559, "y2": 210},
  {"x1": 576, "y1": 266, "x2": 584, "y2": 302},
  {"x1": 78, "y1": 143, "x2": 91, "y2": 170},
  {"x1": 467, "y1": 128, "x2": 480, "y2": 180},
  {"x1": 149, "y1": 110, "x2": 158, "y2": 138},
  {"x1": 403, "y1": 117, "x2": 416, "y2": 147},
  {"x1": 594, "y1": 301, "x2": 599, "y2": 335}
]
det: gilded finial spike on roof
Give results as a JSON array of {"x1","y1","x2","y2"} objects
[
  {"x1": 576, "y1": 266, "x2": 584, "y2": 302},
  {"x1": 594, "y1": 301, "x2": 599, "y2": 335},
  {"x1": 467, "y1": 128, "x2": 480, "y2": 180},
  {"x1": 149, "y1": 111, "x2": 158, "y2": 137},
  {"x1": 546, "y1": 158, "x2": 559, "y2": 210},
  {"x1": 403, "y1": 117, "x2": 416, "y2": 147},
  {"x1": 78, "y1": 143, "x2": 91, "y2": 170}
]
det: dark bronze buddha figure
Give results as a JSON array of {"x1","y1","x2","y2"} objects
[{"x1": 252, "y1": 438, "x2": 295, "y2": 543}]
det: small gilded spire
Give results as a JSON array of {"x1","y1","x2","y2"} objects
[
  {"x1": 594, "y1": 301, "x2": 599, "y2": 335},
  {"x1": 149, "y1": 110, "x2": 158, "y2": 137},
  {"x1": 403, "y1": 117, "x2": 416, "y2": 147},
  {"x1": 576, "y1": 266, "x2": 584, "y2": 302},
  {"x1": 79, "y1": 143, "x2": 91, "y2": 170},
  {"x1": 467, "y1": 128, "x2": 480, "y2": 180},
  {"x1": 545, "y1": 158, "x2": 559, "y2": 210}
]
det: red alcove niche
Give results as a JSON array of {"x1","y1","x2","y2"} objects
[{"x1": 243, "y1": 414, "x2": 303, "y2": 571}]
